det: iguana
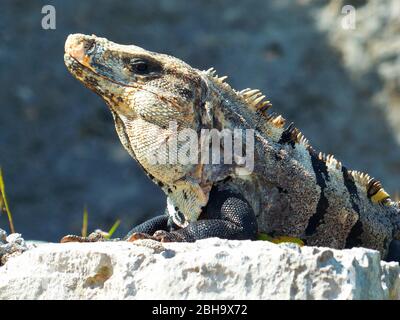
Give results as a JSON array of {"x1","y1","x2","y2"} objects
[{"x1": 63, "y1": 33, "x2": 400, "y2": 262}]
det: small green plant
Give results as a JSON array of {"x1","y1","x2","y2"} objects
[
  {"x1": 0, "y1": 168, "x2": 16, "y2": 234},
  {"x1": 257, "y1": 232, "x2": 273, "y2": 241},
  {"x1": 105, "y1": 219, "x2": 121, "y2": 239},
  {"x1": 257, "y1": 232, "x2": 304, "y2": 246},
  {"x1": 81, "y1": 205, "x2": 120, "y2": 239}
]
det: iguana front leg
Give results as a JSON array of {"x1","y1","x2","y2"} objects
[
  {"x1": 127, "y1": 188, "x2": 258, "y2": 242},
  {"x1": 123, "y1": 215, "x2": 172, "y2": 241},
  {"x1": 61, "y1": 188, "x2": 258, "y2": 243},
  {"x1": 60, "y1": 232, "x2": 106, "y2": 243}
]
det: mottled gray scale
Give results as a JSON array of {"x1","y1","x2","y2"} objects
[
  {"x1": 254, "y1": 139, "x2": 320, "y2": 237},
  {"x1": 111, "y1": 111, "x2": 136, "y2": 160},
  {"x1": 342, "y1": 167, "x2": 364, "y2": 248},
  {"x1": 351, "y1": 191, "x2": 394, "y2": 255},
  {"x1": 306, "y1": 163, "x2": 359, "y2": 249},
  {"x1": 305, "y1": 152, "x2": 329, "y2": 236}
]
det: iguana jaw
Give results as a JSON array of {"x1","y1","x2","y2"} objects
[
  {"x1": 64, "y1": 35, "x2": 136, "y2": 118},
  {"x1": 65, "y1": 34, "x2": 213, "y2": 226},
  {"x1": 64, "y1": 34, "x2": 207, "y2": 122}
]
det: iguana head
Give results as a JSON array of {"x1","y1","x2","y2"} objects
[
  {"x1": 64, "y1": 34, "x2": 212, "y2": 226},
  {"x1": 64, "y1": 34, "x2": 207, "y2": 127}
]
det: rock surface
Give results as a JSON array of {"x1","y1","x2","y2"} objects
[
  {"x1": 0, "y1": 238, "x2": 399, "y2": 300},
  {"x1": 0, "y1": 230, "x2": 29, "y2": 265}
]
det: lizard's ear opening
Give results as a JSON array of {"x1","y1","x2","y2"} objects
[
  {"x1": 200, "y1": 76, "x2": 209, "y2": 104},
  {"x1": 196, "y1": 76, "x2": 212, "y2": 127}
]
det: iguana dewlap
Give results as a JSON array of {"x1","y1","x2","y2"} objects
[{"x1": 63, "y1": 33, "x2": 400, "y2": 262}]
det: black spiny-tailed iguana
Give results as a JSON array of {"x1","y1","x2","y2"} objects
[{"x1": 63, "y1": 33, "x2": 400, "y2": 262}]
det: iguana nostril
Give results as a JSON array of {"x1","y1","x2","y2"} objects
[
  {"x1": 65, "y1": 34, "x2": 86, "y2": 61},
  {"x1": 64, "y1": 34, "x2": 95, "y2": 69}
]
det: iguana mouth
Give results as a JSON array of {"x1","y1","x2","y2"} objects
[
  {"x1": 64, "y1": 53, "x2": 135, "y2": 90},
  {"x1": 64, "y1": 36, "x2": 139, "y2": 90},
  {"x1": 65, "y1": 52, "x2": 194, "y2": 120}
]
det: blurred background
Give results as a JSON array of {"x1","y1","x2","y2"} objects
[{"x1": 1, "y1": 0, "x2": 400, "y2": 241}]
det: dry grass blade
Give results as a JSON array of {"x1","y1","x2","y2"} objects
[
  {"x1": 0, "y1": 168, "x2": 16, "y2": 233},
  {"x1": 81, "y1": 205, "x2": 88, "y2": 237}
]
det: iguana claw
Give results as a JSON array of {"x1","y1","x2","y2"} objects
[
  {"x1": 60, "y1": 231, "x2": 106, "y2": 243},
  {"x1": 126, "y1": 230, "x2": 182, "y2": 243},
  {"x1": 125, "y1": 232, "x2": 155, "y2": 242},
  {"x1": 152, "y1": 230, "x2": 183, "y2": 242}
]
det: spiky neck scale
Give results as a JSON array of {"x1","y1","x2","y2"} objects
[{"x1": 202, "y1": 66, "x2": 394, "y2": 208}]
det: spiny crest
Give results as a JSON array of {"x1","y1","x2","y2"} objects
[
  {"x1": 239, "y1": 88, "x2": 273, "y2": 113},
  {"x1": 277, "y1": 122, "x2": 308, "y2": 148},
  {"x1": 204, "y1": 67, "x2": 216, "y2": 77},
  {"x1": 350, "y1": 170, "x2": 371, "y2": 186},
  {"x1": 367, "y1": 178, "x2": 382, "y2": 197},
  {"x1": 266, "y1": 113, "x2": 286, "y2": 128},
  {"x1": 317, "y1": 152, "x2": 342, "y2": 170},
  {"x1": 296, "y1": 131, "x2": 310, "y2": 148},
  {"x1": 204, "y1": 67, "x2": 309, "y2": 148},
  {"x1": 350, "y1": 171, "x2": 391, "y2": 204},
  {"x1": 204, "y1": 67, "x2": 232, "y2": 90},
  {"x1": 367, "y1": 179, "x2": 390, "y2": 204},
  {"x1": 204, "y1": 67, "x2": 273, "y2": 120},
  {"x1": 280, "y1": 123, "x2": 300, "y2": 145}
]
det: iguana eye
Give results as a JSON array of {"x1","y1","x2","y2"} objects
[{"x1": 129, "y1": 59, "x2": 149, "y2": 74}]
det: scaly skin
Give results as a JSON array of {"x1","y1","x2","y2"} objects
[{"x1": 63, "y1": 34, "x2": 400, "y2": 261}]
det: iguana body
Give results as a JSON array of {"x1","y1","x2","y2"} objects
[{"x1": 64, "y1": 34, "x2": 400, "y2": 261}]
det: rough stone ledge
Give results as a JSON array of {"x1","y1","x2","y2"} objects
[{"x1": 0, "y1": 238, "x2": 399, "y2": 300}]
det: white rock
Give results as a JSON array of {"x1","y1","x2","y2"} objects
[
  {"x1": 6, "y1": 233, "x2": 25, "y2": 246},
  {"x1": 0, "y1": 230, "x2": 29, "y2": 265},
  {"x1": 0, "y1": 229, "x2": 6, "y2": 243},
  {"x1": 0, "y1": 238, "x2": 398, "y2": 300}
]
